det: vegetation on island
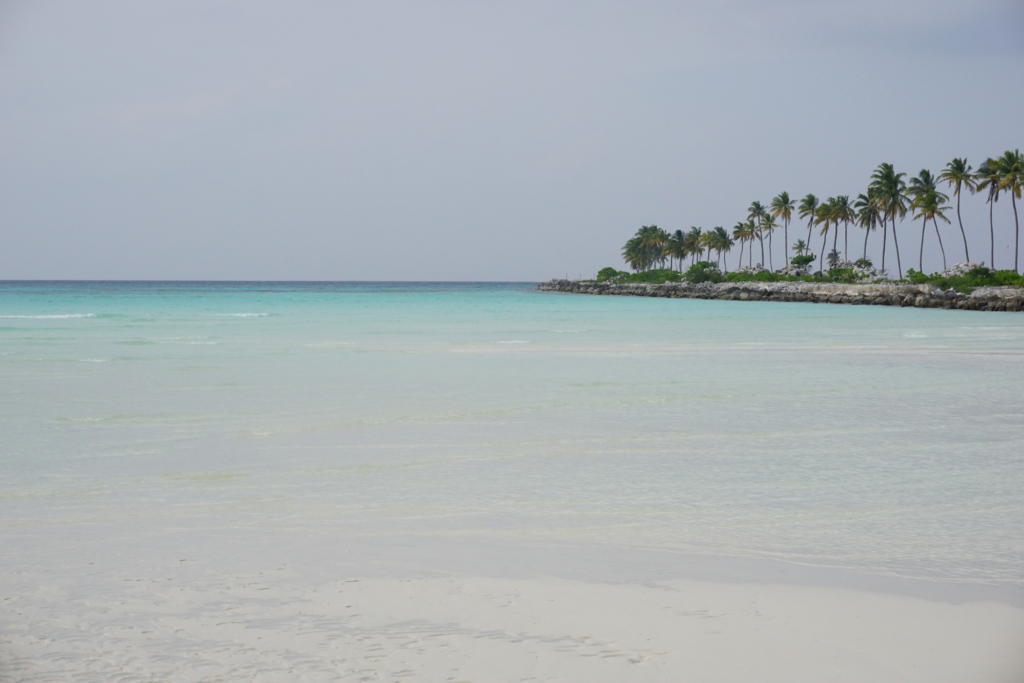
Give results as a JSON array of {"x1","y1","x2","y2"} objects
[{"x1": 610, "y1": 152, "x2": 1024, "y2": 292}]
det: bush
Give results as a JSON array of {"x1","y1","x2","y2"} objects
[
  {"x1": 902, "y1": 267, "x2": 1024, "y2": 293},
  {"x1": 725, "y1": 271, "x2": 816, "y2": 283},
  {"x1": 827, "y1": 267, "x2": 857, "y2": 283},
  {"x1": 627, "y1": 268, "x2": 682, "y2": 283},
  {"x1": 683, "y1": 261, "x2": 723, "y2": 283},
  {"x1": 790, "y1": 254, "x2": 816, "y2": 268},
  {"x1": 596, "y1": 267, "x2": 629, "y2": 282}
]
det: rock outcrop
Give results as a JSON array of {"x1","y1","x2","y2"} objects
[{"x1": 537, "y1": 280, "x2": 1024, "y2": 312}]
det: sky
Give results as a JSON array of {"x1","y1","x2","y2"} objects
[{"x1": 1, "y1": 0, "x2": 1022, "y2": 280}]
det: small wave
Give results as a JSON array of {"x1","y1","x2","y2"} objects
[
  {"x1": 0, "y1": 313, "x2": 96, "y2": 319},
  {"x1": 303, "y1": 341, "x2": 355, "y2": 348},
  {"x1": 77, "y1": 358, "x2": 110, "y2": 363},
  {"x1": 206, "y1": 312, "x2": 269, "y2": 318},
  {"x1": 497, "y1": 340, "x2": 531, "y2": 344}
]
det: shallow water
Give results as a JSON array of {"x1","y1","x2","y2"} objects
[{"x1": 2, "y1": 281, "x2": 1023, "y2": 599}]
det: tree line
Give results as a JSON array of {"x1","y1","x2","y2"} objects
[{"x1": 621, "y1": 151, "x2": 1024, "y2": 277}]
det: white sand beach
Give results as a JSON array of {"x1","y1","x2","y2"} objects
[{"x1": 3, "y1": 562, "x2": 1023, "y2": 682}]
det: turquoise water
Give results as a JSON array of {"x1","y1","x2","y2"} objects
[{"x1": 2, "y1": 281, "x2": 1023, "y2": 595}]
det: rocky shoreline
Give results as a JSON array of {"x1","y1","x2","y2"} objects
[{"x1": 538, "y1": 279, "x2": 1024, "y2": 312}]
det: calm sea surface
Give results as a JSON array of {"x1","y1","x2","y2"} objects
[{"x1": 2, "y1": 281, "x2": 1023, "y2": 597}]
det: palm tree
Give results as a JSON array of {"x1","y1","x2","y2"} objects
[
  {"x1": 747, "y1": 201, "x2": 767, "y2": 267},
  {"x1": 621, "y1": 225, "x2": 670, "y2": 271},
  {"x1": 699, "y1": 231, "x2": 716, "y2": 266},
  {"x1": 770, "y1": 192, "x2": 795, "y2": 266},
  {"x1": 709, "y1": 226, "x2": 733, "y2": 272},
  {"x1": 854, "y1": 191, "x2": 881, "y2": 261},
  {"x1": 640, "y1": 225, "x2": 669, "y2": 269},
  {"x1": 938, "y1": 158, "x2": 975, "y2": 263},
  {"x1": 909, "y1": 169, "x2": 950, "y2": 272},
  {"x1": 683, "y1": 227, "x2": 703, "y2": 265},
  {"x1": 870, "y1": 163, "x2": 909, "y2": 278},
  {"x1": 816, "y1": 197, "x2": 835, "y2": 273},
  {"x1": 622, "y1": 236, "x2": 644, "y2": 271},
  {"x1": 831, "y1": 195, "x2": 854, "y2": 263},
  {"x1": 732, "y1": 222, "x2": 748, "y2": 271},
  {"x1": 668, "y1": 229, "x2": 687, "y2": 271},
  {"x1": 975, "y1": 158, "x2": 1000, "y2": 269},
  {"x1": 760, "y1": 214, "x2": 778, "y2": 271},
  {"x1": 996, "y1": 149, "x2": 1023, "y2": 273},
  {"x1": 798, "y1": 194, "x2": 819, "y2": 263}
]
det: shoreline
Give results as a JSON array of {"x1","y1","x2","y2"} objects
[
  {"x1": 5, "y1": 535, "x2": 1024, "y2": 682},
  {"x1": 538, "y1": 279, "x2": 1024, "y2": 311}
]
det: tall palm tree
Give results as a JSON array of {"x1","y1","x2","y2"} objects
[
  {"x1": 622, "y1": 236, "x2": 644, "y2": 271},
  {"x1": 832, "y1": 195, "x2": 854, "y2": 262},
  {"x1": 909, "y1": 169, "x2": 950, "y2": 272},
  {"x1": 854, "y1": 191, "x2": 881, "y2": 261},
  {"x1": 709, "y1": 226, "x2": 733, "y2": 272},
  {"x1": 668, "y1": 229, "x2": 687, "y2": 271},
  {"x1": 683, "y1": 227, "x2": 703, "y2": 265},
  {"x1": 816, "y1": 197, "x2": 836, "y2": 273},
  {"x1": 699, "y1": 231, "x2": 716, "y2": 266},
  {"x1": 975, "y1": 158, "x2": 1000, "y2": 269},
  {"x1": 770, "y1": 192, "x2": 795, "y2": 266},
  {"x1": 639, "y1": 225, "x2": 669, "y2": 270},
  {"x1": 621, "y1": 225, "x2": 670, "y2": 271},
  {"x1": 938, "y1": 158, "x2": 975, "y2": 263},
  {"x1": 870, "y1": 163, "x2": 909, "y2": 278},
  {"x1": 732, "y1": 222, "x2": 748, "y2": 271},
  {"x1": 760, "y1": 214, "x2": 778, "y2": 271},
  {"x1": 798, "y1": 194, "x2": 819, "y2": 263},
  {"x1": 747, "y1": 201, "x2": 767, "y2": 267},
  {"x1": 996, "y1": 149, "x2": 1023, "y2": 273}
]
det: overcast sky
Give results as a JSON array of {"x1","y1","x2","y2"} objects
[{"x1": 2, "y1": 0, "x2": 1022, "y2": 280}]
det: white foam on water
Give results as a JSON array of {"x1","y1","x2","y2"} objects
[
  {"x1": 497, "y1": 339, "x2": 531, "y2": 344},
  {"x1": 206, "y1": 312, "x2": 270, "y2": 318},
  {"x1": 0, "y1": 313, "x2": 96, "y2": 319}
]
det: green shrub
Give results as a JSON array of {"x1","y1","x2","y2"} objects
[
  {"x1": 627, "y1": 268, "x2": 682, "y2": 283},
  {"x1": 827, "y1": 268, "x2": 857, "y2": 283},
  {"x1": 596, "y1": 267, "x2": 629, "y2": 282},
  {"x1": 902, "y1": 267, "x2": 1024, "y2": 293},
  {"x1": 725, "y1": 271, "x2": 817, "y2": 283},
  {"x1": 683, "y1": 261, "x2": 723, "y2": 283}
]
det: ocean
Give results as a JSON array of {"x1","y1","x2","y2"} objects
[{"x1": 2, "y1": 281, "x2": 1023, "y2": 601}]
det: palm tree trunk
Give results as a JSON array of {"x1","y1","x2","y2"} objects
[
  {"x1": 767, "y1": 231, "x2": 774, "y2": 272},
  {"x1": 881, "y1": 219, "x2": 888, "y2": 276},
  {"x1": 819, "y1": 226, "x2": 828, "y2": 275},
  {"x1": 955, "y1": 191, "x2": 970, "y2": 263},
  {"x1": 919, "y1": 217, "x2": 927, "y2": 272},
  {"x1": 892, "y1": 215, "x2": 904, "y2": 279},
  {"x1": 843, "y1": 222, "x2": 848, "y2": 261},
  {"x1": 1013, "y1": 193, "x2": 1020, "y2": 273},
  {"x1": 989, "y1": 197, "x2": 995, "y2": 269},
  {"x1": 863, "y1": 223, "x2": 870, "y2": 260},
  {"x1": 832, "y1": 225, "x2": 838, "y2": 262},
  {"x1": 736, "y1": 242, "x2": 744, "y2": 271},
  {"x1": 757, "y1": 233, "x2": 765, "y2": 268},
  {"x1": 806, "y1": 220, "x2": 813, "y2": 261},
  {"x1": 933, "y1": 218, "x2": 947, "y2": 271},
  {"x1": 784, "y1": 219, "x2": 789, "y2": 266}
]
